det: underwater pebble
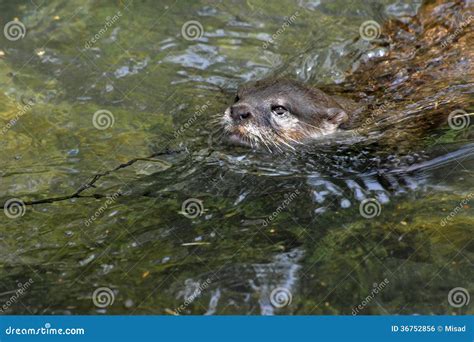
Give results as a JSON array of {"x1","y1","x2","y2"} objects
[
  {"x1": 340, "y1": 199, "x2": 351, "y2": 208},
  {"x1": 101, "y1": 264, "x2": 114, "y2": 274},
  {"x1": 315, "y1": 207, "x2": 326, "y2": 214},
  {"x1": 79, "y1": 254, "x2": 95, "y2": 266},
  {"x1": 67, "y1": 148, "x2": 79, "y2": 157}
]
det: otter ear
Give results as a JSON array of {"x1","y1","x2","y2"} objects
[{"x1": 326, "y1": 108, "x2": 348, "y2": 126}]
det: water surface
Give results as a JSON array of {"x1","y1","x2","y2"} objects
[{"x1": 0, "y1": 0, "x2": 472, "y2": 315}]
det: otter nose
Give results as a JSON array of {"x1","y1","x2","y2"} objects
[{"x1": 230, "y1": 104, "x2": 252, "y2": 122}]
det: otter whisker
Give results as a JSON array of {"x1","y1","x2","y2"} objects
[
  {"x1": 252, "y1": 130, "x2": 267, "y2": 149},
  {"x1": 277, "y1": 137, "x2": 296, "y2": 151},
  {"x1": 270, "y1": 128, "x2": 296, "y2": 151},
  {"x1": 284, "y1": 136, "x2": 304, "y2": 145},
  {"x1": 249, "y1": 136, "x2": 257, "y2": 149},
  {"x1": 265, "y1": 130, "x2": 282, "y2": 153},
  {"x1": 214, "y1": 131, "x2": 227, "y2": 141},
  {"x1": 298, "y1": 120, "x2": 324, "y2": 132},
  {"x1": 266, "y1": 133, "x2": 284, "y2": 153},
  {"x1": 256, "y1": 131, "x2": 272, "y2": 153}
]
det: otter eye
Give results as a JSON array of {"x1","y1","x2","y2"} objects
[{"x1": 272, "y1": 105, "x2": 288, "y2": 116}]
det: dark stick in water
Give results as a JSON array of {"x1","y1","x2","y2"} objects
[{"x1": 0, "y1": 148, "x2": 185, "y2": 208}]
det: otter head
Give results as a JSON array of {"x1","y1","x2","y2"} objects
[{"x1": 221, "y1": 79, "x2": 348, "y2": 152}]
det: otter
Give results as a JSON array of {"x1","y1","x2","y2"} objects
[
  {"x1": 221, "y1": 78, "x2": 355, "y2": 152},
  {"x1": 221, "y1": 0, "x2": 473, "y2": 153}
]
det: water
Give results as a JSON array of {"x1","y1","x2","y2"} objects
[{"x1": 0, "y1": 0, "x2": 472, "y2": 315}]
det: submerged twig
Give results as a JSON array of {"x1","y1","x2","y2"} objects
[{"x1": 0, "y1": 148, "x2": 185, "y2": 208}]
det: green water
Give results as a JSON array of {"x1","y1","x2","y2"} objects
[{"x1": 0, "y1": 0, "x2": 472, "y2": 315}]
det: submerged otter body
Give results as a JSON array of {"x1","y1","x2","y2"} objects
[{"x1": 221, "y1": 79, "x2": 355, "y2": 151}]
